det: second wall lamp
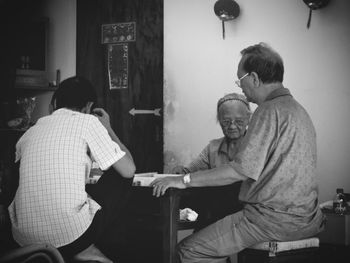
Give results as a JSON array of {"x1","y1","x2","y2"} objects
[{"x1": 214, "y1": 0, "x2": 240, "y2": 39}]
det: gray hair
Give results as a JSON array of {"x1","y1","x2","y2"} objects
[{"x1": 216, "y1": 93, "x2": 251, "y2": 121}]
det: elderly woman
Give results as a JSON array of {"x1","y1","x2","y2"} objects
[
  {"x1": 173, "y1": 92, "x2": 251, "y2": 174},
  {"x1": 172, "y1": 93, "x2": 251, "y2": 229}
]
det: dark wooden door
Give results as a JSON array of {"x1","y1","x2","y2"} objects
[{"x1": 77, "y1": 0, "x2": 163, "y2": 173}]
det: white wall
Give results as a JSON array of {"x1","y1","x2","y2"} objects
[
  {"x1": 164, "y1": 0, "x2": 350, "y2": 202},
  {"x1": 30, "y1": 0, "x2": 350, "y2": 202},
  {"x1": 32, "y1": 0, "x2": 76, "y2": 121}
]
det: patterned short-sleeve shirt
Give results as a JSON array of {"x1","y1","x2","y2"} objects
[
  {"x1": 184, "y1": 137, "x2": 243, "y2": 173},
  {"x1": 230, "y1": 88, "x2": 324, "y2": 240},
  {"x1": 8, "y1": 108, "x2": 125, "y2": 247}
]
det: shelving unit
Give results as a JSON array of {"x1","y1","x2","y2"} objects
[
  {"x1": 0, "y1": 0, "x2": 55, "y2": 257},
  {"x1": 0, "y1": 11, "x2": 53, "y2": 128}
]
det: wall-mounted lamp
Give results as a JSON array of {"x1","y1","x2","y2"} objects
[
  {"x1": 214, "y1": 0, "x2": 240, "y2": 39},
  {"x1": 303, "y1": 0, "x2": 330, "y2": 29}
]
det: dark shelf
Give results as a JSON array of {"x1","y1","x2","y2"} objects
[{"x1": 15, "y1": 85, "x2": 57, "y2": 91}]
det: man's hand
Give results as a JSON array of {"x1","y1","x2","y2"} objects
[
  {"x1": 92, "y1": 108, "x2": 112, "y2": 131},
  {"x1": 150, "y1": 176, "x2": 186, "y2": 197}
]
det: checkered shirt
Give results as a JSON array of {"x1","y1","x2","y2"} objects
[{"x1": 8, "y1": 108, "x2": 125, "y2": 247}]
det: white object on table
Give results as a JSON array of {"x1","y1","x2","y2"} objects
[{"x1": 133, "y1": 173, "x2": 181, "y2": 187}]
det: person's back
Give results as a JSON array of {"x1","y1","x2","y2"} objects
[
  {"x1": 237, "y1": 89, "x2": 323, "y2": 240},
  {"x1": 10, "y1": 109, "x2": 107, "y2": 246},
  {"x1": 8, "y1": 76, "x2": 136, "y2": 262}
]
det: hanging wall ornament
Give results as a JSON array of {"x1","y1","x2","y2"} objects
[
  {"x1": 214, "y1": 0, "x2": 240, "y2": 39},
  {"x1": 303, "y1": 0, "x2": 330, "y2": 29}
]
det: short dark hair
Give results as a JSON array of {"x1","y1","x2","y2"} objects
[
  {"x1": 53, "y1": 76, "x2": 97, "y2": 110},
  {"x1": 240, "y1": 43, "x2": 284, "y2": 83}
]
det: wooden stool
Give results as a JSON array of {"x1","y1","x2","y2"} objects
[{"x1": 237, "y1": 237, "x2": 320, "y2": 263}]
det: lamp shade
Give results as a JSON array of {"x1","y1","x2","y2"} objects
[
  {"x1": 303, "y1": 0, "x2": 330, "y2": 10},
  {"x1": 214, "y1": 0, "x2": 240, "y2": 21},
  {"x1": 303, "y1": 0, "x2": 330, "y2": 29}
]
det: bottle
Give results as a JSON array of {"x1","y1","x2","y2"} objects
[{"x1": 333, "y1": 188, "x2": 347, "y2": 215}]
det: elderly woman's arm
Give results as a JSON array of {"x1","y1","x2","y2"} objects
[{"x1": 171, "y1": 144, "x2": 211, "y2": 174}]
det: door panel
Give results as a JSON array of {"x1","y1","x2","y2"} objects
[{"x1": 77, "y1": 0, "x2": 163, "y2": 173}]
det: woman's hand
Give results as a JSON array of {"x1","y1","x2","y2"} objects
[
  {"x1": 150, "y1": 176, "x2": 186, "y2": 197},
  {"x1": 171, "y1": 165, "x2": 186, "y2": 174}
]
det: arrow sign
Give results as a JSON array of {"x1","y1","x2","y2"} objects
[{"x1": 129, "y1": 108, "x2": 161, "y2": 116}]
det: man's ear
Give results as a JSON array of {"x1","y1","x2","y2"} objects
[
  {"x1": 82, "y1": 102, "x2": 94, "y2": 114},
  {"x1": 250, "y1": 72, "x2": 261, "y2": 87}
]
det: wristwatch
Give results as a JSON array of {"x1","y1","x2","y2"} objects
[{"x1": 183, "y1": 173, "x2": 191, "y2": 185}]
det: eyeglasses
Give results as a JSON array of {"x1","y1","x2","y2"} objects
[
  {"x1": 220, "y1": 118, "x2": 246, "y2": 127},
  {"x1": 234, "y1": 73, "x2": 249, "y2": 87}
]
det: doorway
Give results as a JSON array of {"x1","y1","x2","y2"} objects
[{"x1": 77, "y1": 0, "x2": 164, "y2": 173}]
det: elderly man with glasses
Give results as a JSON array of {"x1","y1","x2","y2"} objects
[{"x1": 151, "y1": 42, "x2": 325, "y2": 263}]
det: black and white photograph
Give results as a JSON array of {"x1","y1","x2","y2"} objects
[{"x1": 0, "y1": 0, "x2": 349, "y2": 263}]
